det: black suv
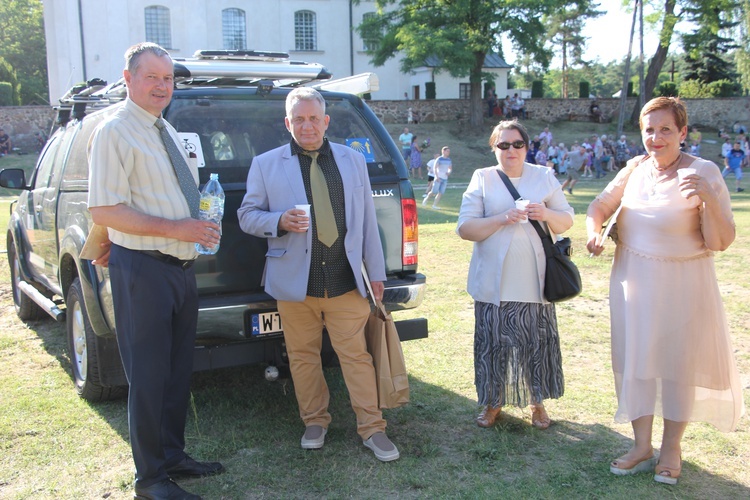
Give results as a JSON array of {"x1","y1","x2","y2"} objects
[{"x1": 1, "y1": 51, "x2": 427, "y2": 401}]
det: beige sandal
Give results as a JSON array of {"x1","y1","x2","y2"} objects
[
  {"x1": 654, "y1": 459, "x2": 682, "y2": 485},
  {"x1": 610, "y1": 448, "x2": 656, "y2": 475}
]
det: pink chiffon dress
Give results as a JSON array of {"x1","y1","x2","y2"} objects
[{"x1": 596, "y1": 156, "x2": 745, "y2": 432}]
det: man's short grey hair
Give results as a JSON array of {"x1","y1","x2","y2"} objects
[
  {"x1": 124, "y1": 42, "x2": 171, "y2": 74},
  {"x1": 286, "y1": 87, "x2": 326, "y2": 117}
]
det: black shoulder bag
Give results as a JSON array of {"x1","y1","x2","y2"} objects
[{"x1": 497, "y1": 170, "x2": 582, "y2": 302}]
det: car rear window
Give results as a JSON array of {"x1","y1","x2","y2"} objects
[{"x1": 166, "y1": 94, "x2": 399, "y2": 184}]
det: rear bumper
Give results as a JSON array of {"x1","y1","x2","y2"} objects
[
  {"x1": 382, "y1": 273, "x2": 426, "y2": 312},
  {"x1": 195, "y1": 273, "x2": 427, "y2": 343}
]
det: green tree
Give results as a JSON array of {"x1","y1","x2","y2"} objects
[
  {"x1": 0, "y1": 56, "x2": 21, "y2": 105},
  {"x1": 357, "y1": 0, "x2": 559, "y2": 126},
  {"x1": 631, "y1": 0, "x2": 742, "y2": 123},
  {"x1": 0, "y1": 0, "x2": 48, "y2": 104},
  {"x1": 733, "y1": 0, "x2": 750, "y2": 94},
  {"x1": 681, "y1": 4, "x2": 739, "y2": 84},
  {"x1": 543, "y1": 1, "x2": 604, "y2": 98}
]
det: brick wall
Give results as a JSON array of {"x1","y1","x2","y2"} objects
[
  {"x1": 0, "y1": 106, "x2": 56, "y2": 153},
  {"x1": 367, "y1": 97, "x2": 750, "y2": 130},
  {"x1": 3, "y1": 97, "x2": 749, "y2": 152}
]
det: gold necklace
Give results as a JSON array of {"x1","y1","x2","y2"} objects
[{"x1": 653, "y1": 152, "x2": 682, "y2": 172}]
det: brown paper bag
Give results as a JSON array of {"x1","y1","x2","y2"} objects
[
  {"x1": 365, "y1": 300, "x2": 410, "y2": 409},
  {"x1": 80, "y1": 224, "x2": 109, "y2": 260}
]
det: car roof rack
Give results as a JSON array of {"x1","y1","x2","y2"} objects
[
  {"x1": 172, "y1": 49, "x2": 332, "y2": 87},
  {"x1": 51, "y1": 50, "x2": 380, "y2": 126},
  {"x1": 311, "y1": 72, "x2": 379, "y2": 95}
]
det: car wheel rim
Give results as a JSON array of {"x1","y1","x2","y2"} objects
[{"x1": 70, "y1": 300, "x2": 87, "y2": 382}]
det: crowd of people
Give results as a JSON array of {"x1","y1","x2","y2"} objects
[
  {"x1": 486, "y1": 89, "x2": 527, "y2": 119},
  {"x1": 717, "y1": 126, "x2": 748, "y2": 192}
]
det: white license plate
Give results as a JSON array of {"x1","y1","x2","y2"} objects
[{"x1": 251, "y1": 311, "x2": 283, "y2": 336}]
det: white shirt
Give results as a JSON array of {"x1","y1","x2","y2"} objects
[{"x1": 88, "y1": 99, "x2": 199, "y2": 260}]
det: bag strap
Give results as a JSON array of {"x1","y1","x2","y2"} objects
[
  {"x1": 603, "y1": 154, "x2": 649, "y2": 223},
  {"x1": 496, "y1": 169, "x2": 554, "y2": 255}
]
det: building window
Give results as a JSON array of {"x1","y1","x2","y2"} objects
[
  {"x1": 145, "y1": 6, "x2": 172, "y2": 49},
  {"x1": 294, "y1": 10, "x2": 317, "y2": 51},
  {"x1": 361, "y1": 12, "x2": 380, "y2": 51},
  {"x1": 459, "y1": 83, "x2": 471, "y2": 99},
  {"x1": 223, "y1": 8, "x2": 247, "y2": 50}
]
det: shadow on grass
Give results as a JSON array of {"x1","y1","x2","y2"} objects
[{"x1": 14, "y1": 314, "x2": 750, "y2": 497}]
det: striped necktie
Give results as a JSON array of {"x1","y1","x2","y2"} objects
[
  {"x1": 155, "y1": 118, "x2": 200, "y2": 219},
  {"x1": 303, "y1": 151, "x2": 338, "y2": 247}
]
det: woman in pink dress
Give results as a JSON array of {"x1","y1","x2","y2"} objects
[{"x1": 586, "y1": 97, "x2": 744, "y2": 485}]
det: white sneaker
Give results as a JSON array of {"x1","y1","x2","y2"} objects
[
  {"x1": 422, "y1": 197, "x2": 428, "y2": 206},
  {"x1": 363, "y1": 432, "x2": 400, "y2": 462},
  {"x1": 300, "y1": 425, "x2": 327, "y2": 449}
]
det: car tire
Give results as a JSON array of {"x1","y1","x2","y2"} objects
[
  {"x1": 66, "y1": 277, "x2": 127, "y2": 401},
  {"x1": 8, "y1": 240, "x2": 46, "y2": 321}
]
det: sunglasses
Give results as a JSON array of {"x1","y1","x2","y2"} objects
[{"x1": 496, "y1": 140, "x2": 526, "y2": 150}]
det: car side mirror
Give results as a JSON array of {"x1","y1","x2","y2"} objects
[{"x1": 0, "y1": 168, "x2": 28, "y2": 189}]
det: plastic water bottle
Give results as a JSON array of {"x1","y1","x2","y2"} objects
[{"x1": 195, "y1": 173, "x2": 225, "y2": 255}]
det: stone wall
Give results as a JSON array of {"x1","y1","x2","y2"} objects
[
  {"x1": 367, "y1": 97, "x2": 750, "y2": 130},
  {"x1": 3, "y1": 97, "x2": 749, "y2": 152},
  {"x1": 0, "y1": 106, "x2": 56, "y2": 153}
]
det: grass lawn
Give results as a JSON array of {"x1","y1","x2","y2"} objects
[{"x1": 0, "y1": 119, "x2": 748, "y2": 499}]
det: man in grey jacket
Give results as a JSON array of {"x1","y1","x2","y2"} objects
[{"x1": 237, "y1": 87, "x2": 399, "y2": 462}]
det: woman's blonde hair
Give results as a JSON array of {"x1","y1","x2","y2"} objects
[{"x1": 639, "y1": 97, "x2": 688, "y2": 130}]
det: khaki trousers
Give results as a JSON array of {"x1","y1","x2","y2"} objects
[{"x1": 278, "y1": 290, "x2": 385, "y2": 440}]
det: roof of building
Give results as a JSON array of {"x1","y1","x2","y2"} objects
[{"x1": 424, "y1": 52, "x2": 512, "y2": 69}]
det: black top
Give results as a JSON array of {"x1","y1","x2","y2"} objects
[{"x1": 291, "y1": 138, "x2": 356, "y2": 298}]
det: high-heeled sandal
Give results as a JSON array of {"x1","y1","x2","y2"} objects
[
  {"x1": 654, "y1": 459, "x2": 682, "y2": 485},
  {"x1": 476, "y1": 405, "x2": 502, "y2": 428},
  {"x1": 531, "y1": 405, "x2": 551, "y2": 430},
  {"x1": 610, "y1": 448, "x2": 656, "y2": 475}
]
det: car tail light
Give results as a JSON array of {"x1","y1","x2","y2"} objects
[{"x1": 402, "y1": 198, "x2": 418, "y2": 266}]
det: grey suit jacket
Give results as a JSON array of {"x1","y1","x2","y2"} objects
[{"x1": 237, "y1": 142, "x2": 386, "y2": 302}]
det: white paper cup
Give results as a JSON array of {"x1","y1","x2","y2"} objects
[
  {"x1": 295, "y1": 204, "x2": 311, "y2": 231},
  {"x1": 515, "y1": 199, "x2": 530, "y2": 223}
]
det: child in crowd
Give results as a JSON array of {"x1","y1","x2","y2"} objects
[
  {"x1": 424, "y1": 153, "x2": 439, "y2": 197},
  {"x1": 582, "y1": 148, "x2": 594, "y2": 178}
]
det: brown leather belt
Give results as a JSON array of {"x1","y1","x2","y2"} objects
[{"x1": 138, "y1": 250, "x2": 196, "y2": 269}]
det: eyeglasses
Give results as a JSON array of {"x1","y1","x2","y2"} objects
[{"x1": 496, "y1": 140, "x2": 526, "y2": 150}]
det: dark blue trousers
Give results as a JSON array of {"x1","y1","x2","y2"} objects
[{"x1": 109, "y1": 244, "x2": 198, "y2": 488}]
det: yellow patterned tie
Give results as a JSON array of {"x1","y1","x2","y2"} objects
[{"x1": 304, "y1": 151, "x2": 339, "y2": 247}]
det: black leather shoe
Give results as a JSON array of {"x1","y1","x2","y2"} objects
[
  {"x1": 134, "y1": 478, "x2": 201, "y2": 500},
  {"x1": 165, "y1": 455, "x2": 225, "y2": 479}
]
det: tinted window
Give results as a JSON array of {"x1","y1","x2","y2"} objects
[
  {"x1": 166, "y1": 94, "x2": 398, "y2": 184},
  {"x1": 32, "y1": 135, "x2": 61, "y2": 190},
  {"x1": 61, "y1": 112, "x2": 108, "y2": 189}
]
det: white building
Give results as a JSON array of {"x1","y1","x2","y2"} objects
[{"x1": 43, "y1": 0, "x2": 511, "y2": 103}]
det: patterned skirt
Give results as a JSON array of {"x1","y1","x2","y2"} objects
[{"x1": 474, "y1": 301, "x2": 564, "y2": 408}]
